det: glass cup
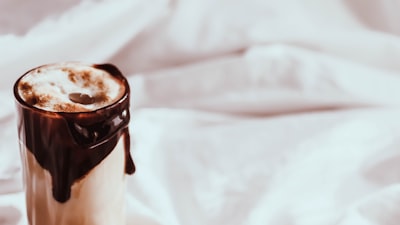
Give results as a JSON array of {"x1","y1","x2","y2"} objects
[{"x1": 13, "y1": 62, "x2": 135, "y2": 225}]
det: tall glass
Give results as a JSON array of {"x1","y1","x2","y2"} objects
[{"x1": 13, "y1": 62, "x2": 135, "y2": 225}]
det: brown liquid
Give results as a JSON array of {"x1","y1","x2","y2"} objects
[{"x1": 14, "y1": 63, "x2": 135, "y2": 203}]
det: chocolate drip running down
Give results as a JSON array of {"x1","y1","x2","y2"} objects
[{"x1": 14, "y1": 63, "x2": 135, "y2": 203}]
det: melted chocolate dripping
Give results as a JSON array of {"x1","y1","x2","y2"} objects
[
  {"x1": 123, "y1": 131, "x2": 135, "y2": 175},
  {"x1": 14, "y1": 63, "x2": 135, "y2": 203}
]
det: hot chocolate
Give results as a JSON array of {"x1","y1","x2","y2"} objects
[{"x1": 14, "y1": 62, "x2": 135, "y2": 225}]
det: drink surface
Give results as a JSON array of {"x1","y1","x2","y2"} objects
[{"x1": 17, "y1": 62, "x2": 125, "y2": 112}]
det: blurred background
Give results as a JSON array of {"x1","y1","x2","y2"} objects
[{"x1": 1, "y1": 0, "x2": 400, "y2": 225}]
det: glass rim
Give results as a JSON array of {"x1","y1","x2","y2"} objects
[{"x1": 13, "y1": 61, "x2": 131, "y2": 116}]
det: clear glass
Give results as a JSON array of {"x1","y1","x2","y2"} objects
[{"x1": 14, "y1": 62, "x2": 135, "y2": 225}]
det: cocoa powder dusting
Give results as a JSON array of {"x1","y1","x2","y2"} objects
[
  {"x1": 94, "y1": 92, "x2": 109, "y2": 104},
  {"x1": 53, "y1": 103, "x2": 86, "y2": 112},
  {"x1": 19, "y1": 82, "x2": 32, "y2": 92},
  {"x1": 81, "y1": 71, "x2": 91, "y2": 87},
  {"x1": 19, "y1": 82, "x2": 37, "y2": 105},
  {"x1": 95, "y1": 79, "x2": 105, "y2": 90},
  {"x1": 67, "y1": 69, "x2": 97, "y2": 88},
  {"x1": 67, "y1": 70, "x2": 76, "y2": 83}
]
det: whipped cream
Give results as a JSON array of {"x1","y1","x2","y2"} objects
[{"x1": 18, "y1": 62, "x2": 125, "y2": 112}]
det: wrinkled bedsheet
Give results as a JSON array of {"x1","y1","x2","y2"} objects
[{"x1": 1, "y1": 0, "x2": 400, "y2": 224}]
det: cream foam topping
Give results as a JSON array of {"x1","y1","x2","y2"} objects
[{"x1": 17, "y1": 62, "x2": 125, "y2": 112}]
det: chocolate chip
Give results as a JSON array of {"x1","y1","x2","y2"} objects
[{"x1": 68, "y1": 93, "x2": 95, "y2": 105}]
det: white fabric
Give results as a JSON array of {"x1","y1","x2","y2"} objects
[{"x1": 1, "y1": 0, "x2": 400, "y2": 224}]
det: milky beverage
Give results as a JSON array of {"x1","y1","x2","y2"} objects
[{"x1": 14, "y1": 62, "x2": 135, "y2": 225}]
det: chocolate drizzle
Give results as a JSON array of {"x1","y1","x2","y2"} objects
[{"x1": 14, "y1": 63, "x2": 135, "y2": 203}]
